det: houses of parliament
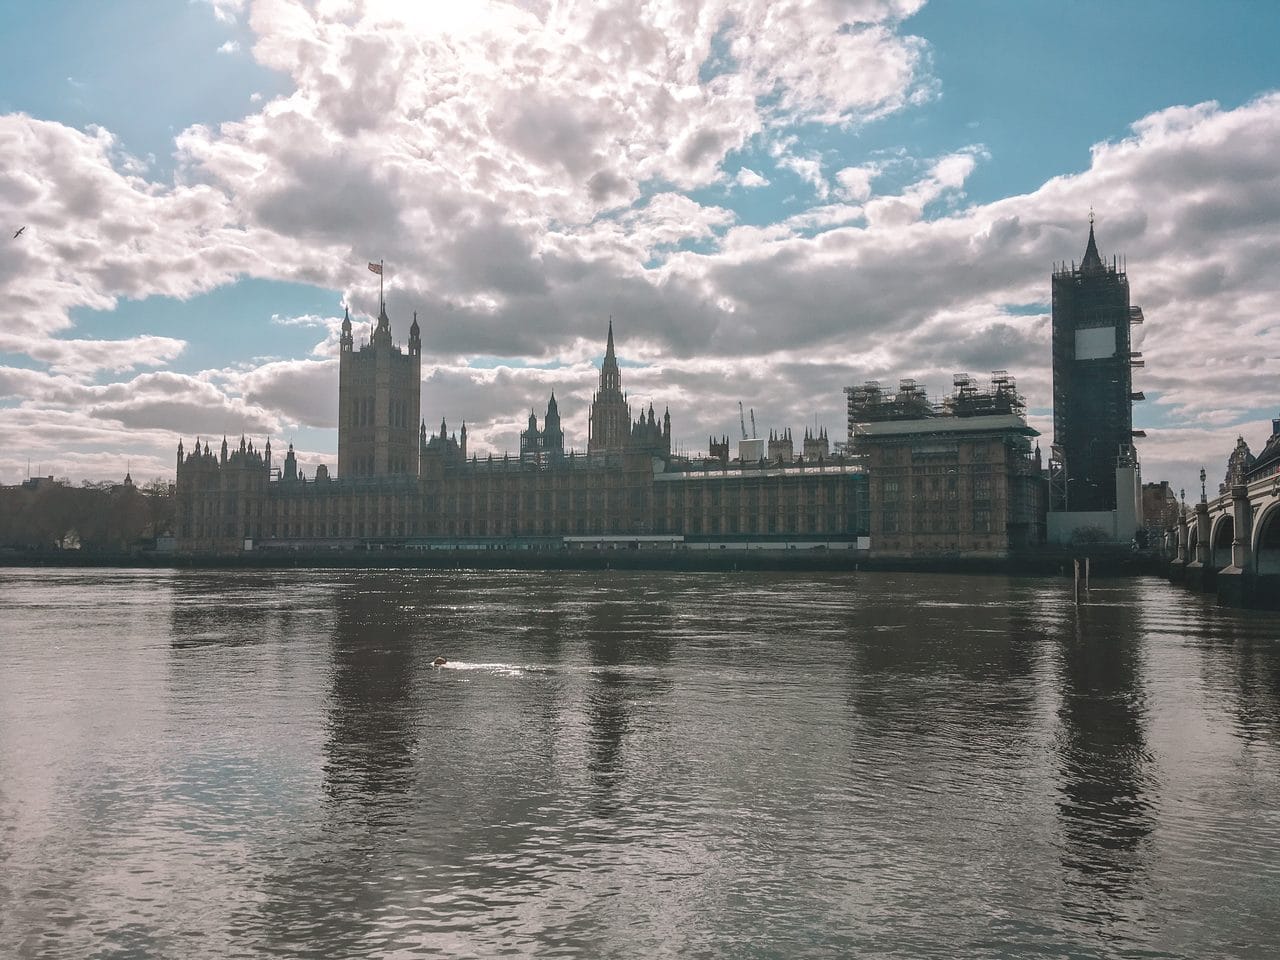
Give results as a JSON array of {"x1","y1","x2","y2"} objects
[
  {"x1": 173, "y1": 306, "x2": 869, "y2": 553},
  {"x1": 162, "y1": 221, "x2": 1169, "y2": 560}
]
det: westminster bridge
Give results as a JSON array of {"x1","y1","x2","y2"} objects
[{"x1": 1169, "y1": 471, "x2": 1280, "y2": 608}]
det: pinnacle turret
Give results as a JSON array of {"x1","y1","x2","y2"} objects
[
  {"x1": 408, "y1": 310, "x2": 421, "y2": 357},
  {"x1": 340, "y1": 305, "x2": 353, "y2": 352},
  {"x1": 370, "y1": 300, "x2": 393, "y2": 348}
]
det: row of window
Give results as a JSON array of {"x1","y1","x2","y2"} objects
[
  {"x1": 881, "y1": 478, "x2": 996, "y2": 502},
  {"x1": 349, "y1": 396, "x2": 414, "y2": 429},
  {"x1": 879, "y1": 509, "x2": 993, "y2": 534}
]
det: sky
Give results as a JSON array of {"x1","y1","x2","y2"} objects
[{"x1": 1, "y1": 0, "x2": 1279, "y2": 501}]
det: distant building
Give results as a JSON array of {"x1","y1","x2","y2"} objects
[
  {"x1": 521, "y1": 394, "x2": 563, "y2": 463},
  {"x1": 175, "y1": 319, "x2": 868, "y2": 553},
  {"x1": 1219, "y1": 436, "x2": 1256, "y2": 494},
  {"x1": 1047, "y1": 219, "x2": 1146, "y2": 543},
  {"x1": 1210, "y1": 417, "x2": 1280, "y2": 492},
  {"x1": 337, "y1": 304, "x2": 421, "y2": 478},
  {"x1": 1141, "y1": 481, "x2": 1179, "y2": 535},
  {"x1": 708, "y1": 435, "x2": 731, "y2": 464},
  {"x1": 706, "y1": 426, "x2": 830, "y2": 467},
  {"x1": 1246, "y1": 416, "x2": 1280, "y2": 481},
  {"x1": 847, "y1": 373, "x2": 1046, "y2": 559},
  {"x1": 802, "y1": 427, "x2": 830, "y2": 461},
  {"x1": 767, "y1": 428, "x2": 793, "y2": 463}
]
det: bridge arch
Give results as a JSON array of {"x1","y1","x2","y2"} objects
[
  {"x1": 1209, "y1": 514, "x2": 1235, "y2": 570},
  {"x1": 1253, "y1": 502, "x2": 1280, "y2": 576},
  {"x1": 1187, "y1": 523, "x2": 1200, "y2": 563}
]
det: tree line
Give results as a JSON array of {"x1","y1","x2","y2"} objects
[{"x1": 0, "y1": 479, "x2": 174, "y2": 552}]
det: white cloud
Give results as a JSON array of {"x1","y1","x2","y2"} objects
[
  {"x1": 217, "y1": 40, "x2": 241, "y2": 54},
  {"x1": 776, "y1": 149, "x2": 829, "y2": 199},
  {"x1": 197, "y1": 0, "x2": 246, "y2": 26},
  {"x1": 835, "y1": 163, "x2": 878, "y2": 202},
  {"x1": 0, "y1": 333, "x2": 186, "y2": 378},
  {"x1": 735, "y1": 167, "x2": 769, "y2": 189}
]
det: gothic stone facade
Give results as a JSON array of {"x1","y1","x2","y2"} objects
[
  {"x1": 337, "y1": 304, "x2": 421, "y2": 478},
  {"x1": 847, "y1": 375, "x2": 1047, "y2": 559},
  {"x1": 175, "y1": 317, "x2": 866, "y2": 553}
]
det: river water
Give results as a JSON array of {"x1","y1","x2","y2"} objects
[{"x1": 0, "y1": 568, "x2": 1277, "y2": 959}]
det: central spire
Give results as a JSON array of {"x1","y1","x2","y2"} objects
[{"x1": 600, "y1": 317, "x2": 620, "y2": 394}]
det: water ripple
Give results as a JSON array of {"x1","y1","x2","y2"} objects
[{"x1": 0, "y1": 569, "x2": 1278, "y2": 957}]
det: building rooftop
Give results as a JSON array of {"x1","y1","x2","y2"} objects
[
  {"x1": 852, "y1": 413, "x2": 1038, "y2": 438},
  {"x1": 845, "y1": 372, "x2": 1027, "y2": 423}
]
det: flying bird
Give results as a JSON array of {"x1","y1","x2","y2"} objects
[{"x1": 12, "y1": 226, "x2": 24, "y2": 239}]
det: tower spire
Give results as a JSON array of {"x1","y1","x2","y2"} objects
[
  {"x1": 599, "y1": 317, "x2": 621, "y2": 394},
  {"x1": 1081, "y1": 213, "x2": 1103, "y2": 273}
]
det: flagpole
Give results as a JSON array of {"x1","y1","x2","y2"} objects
[{"x1": 379, "y1": 259, "x2": 384, "y2": 311}]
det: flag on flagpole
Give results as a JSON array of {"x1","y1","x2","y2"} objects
[{"x1": 368, "y1": 261, "x2": 383, "y2": 275}]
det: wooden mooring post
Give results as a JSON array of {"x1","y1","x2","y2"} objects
[{"x1": 1074, "y1": 557, "x2": 1091, "y2": 606}]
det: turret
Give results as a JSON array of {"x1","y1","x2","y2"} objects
[
  {"x1": 542, "y1": 394, "x2": 563, "y2": 457},
  {"x1": 340, "y1": 306, "x2": 353, "y2": 353},
  {"x1": 177, "y1": 439, "x2": 184, "y2": 473},
  {"x1": 460, "y1": 422, "x2": 467, "y2": 460},
  {"x1": 521, "y1": 408, "x2": 543, "y2": 459},
  {"x1": 220, "y1": 436, "x2": 228, "y2": 465},
  {"x1": 372, "y1": 302, "x2": 393, "y2": 348},
  {"x1": 409, "y1": 310, "x2": 421, "y2": 358}
]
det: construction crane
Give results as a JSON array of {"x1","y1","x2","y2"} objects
[
  {"x1": 749, "y1": 408, "x2": 757, "y2": 439},
  {"x1": 738, "y1": 401, "x2": 748, "y2": 440}
]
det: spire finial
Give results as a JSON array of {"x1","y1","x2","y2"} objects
[{"x1": 1081, "y1": 213, "x2": 1103, "y2": 272}]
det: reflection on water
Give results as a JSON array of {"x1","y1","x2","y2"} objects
[
  {"x1": 323, "y1": 580, "x2": 423, "y2": 803},
  {"x1": 583, "y1": 584, "x2": 675, "y2": 804},
  {"x1": 1, "y1": 568, "x2": 1279, "y2": 958},
  {"x1": 1052, "y1": 592, "x2": 1156, "y2": 919}
]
